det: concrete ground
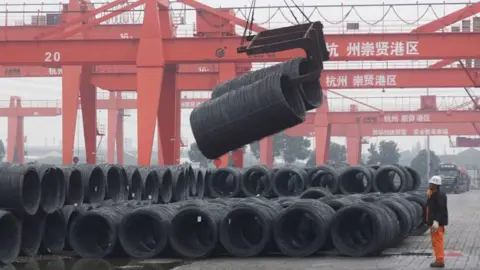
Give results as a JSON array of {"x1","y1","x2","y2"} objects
[{"x1": 169, "y1": 190, "x2": 480, "y2": 270}]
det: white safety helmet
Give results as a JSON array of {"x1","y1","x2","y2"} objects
[{"x1": 429, "y1": 175, "x2": 442, "y2": 186}]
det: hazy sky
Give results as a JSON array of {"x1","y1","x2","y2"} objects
[{"x1": 0, "y1": 0, "x2": 477, "y2": 156}]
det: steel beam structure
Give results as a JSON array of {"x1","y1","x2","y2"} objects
[
  {"x1": 2, "y1": 33, "x2": 480, "y2": 65},
  {"x1": 0, "y1": 97, "x2": 61, "y2": 163},
  {"x1": 2, "y1": 67, "x2": 480, "y2": 90}
]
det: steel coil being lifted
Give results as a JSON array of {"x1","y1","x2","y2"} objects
[
  {"x1": 190, "y1": 72, "x2": 306, "y2": 159},
  {"x1": 190, "y1": 21, "x2": 328, "y2": 159}
]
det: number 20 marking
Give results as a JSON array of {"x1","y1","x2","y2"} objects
[{"x1": 45, "y1": 52, "x2": 61, "y2": 62}]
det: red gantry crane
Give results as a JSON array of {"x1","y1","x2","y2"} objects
[{"x1": 1, "y1": 1, "x2": 480, "y2": 165}]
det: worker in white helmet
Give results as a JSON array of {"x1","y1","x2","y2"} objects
[{"x1": 426, "y1": 175, "x2": 448, "y2": 268}]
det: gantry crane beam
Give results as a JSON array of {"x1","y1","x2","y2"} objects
[
  {"x1": 284, "y1": 122, "x2": 480, "y2": 137},
  {"x1": 181, "y1": 97, "x2": 480, "y2": 124},
  {"x1": 2, "y1": 67, "x2": 479, "y2": 90},
  {"x1": 1, "y1": 96, "x2": 61, "y2": 163},
  {"x1": 1, "y1": 32, "x2": 480, "y2": 65}
]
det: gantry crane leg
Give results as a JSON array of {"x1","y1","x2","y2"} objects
[
  {"x1": 136, "y1": 0, "x2": 170, "y2": 165},
  {"x1": 7, "y1": 97, "x2": 24, "y2": 163},
  {"x1": 157, "y1": 65, "x2": 179, "y2": 165}
]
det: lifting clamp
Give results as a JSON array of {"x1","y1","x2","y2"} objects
[{"x1": 237, "y1": 21, "x2": 330, "y2": 85}]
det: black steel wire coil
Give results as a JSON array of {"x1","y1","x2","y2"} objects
[
  {"x1": 330, "y1": 202, "x2": 397, "y2": 257},
  {"x1": 124, "y1": 166, "x2": 143, "y2": 201},
  {"x1": 211, "y1": 58, "x2": 322, "y2": 110},
  {"x1": 306, "y1": 165, "x2": 339, "y2": 193},
  {"x1": 34, "y1": 164, "x2": 62, "y2": 214},
  {"x1": 207, "y1": 167, "x2": 242, "y2": 198},
  {"x1": 69, "y1": 205, "x2": 133, "y2": 258},
  {"x1": 0, "y1": 163, "x2": 41, "y2": 215},
  {"x1": 0, "y1": 210, "x2": 21, "y2": 264},
  {"x1": 241, "y1": 165, "x2": 272, "y2": 197},
  {"x1": 272, "y1": 166, "x2": 306, "y2": 197},
  {"x1": 40, "y1": 209, "x2": 66, "y2": 254},
  {"x1": 20, "y1": 212, "x2": 45, "y2": 257},
  {"x1": 150, "y1": 166, "x2": 173, "y2": 204},
  {"x1": 60, "y1": 166, "x2": 84, "y2": 206},
  {"x1": 273, "y1": 199, "x2": 335, "y2": 257},
  {"x1": 193, "y1": 169, "x2": 205, "y2": 199},
  {"x1": 55, "y1": 167, "x2": 66, "y2": 209},
  {"x1": 98, "y1": 164, "x2": 125, "y2": 202},
  {"x1": 338, "y1": 165, "x2": 374, "y2": 194},
  {"x1": 190, "y1": 72, "x2": 306, "y2": 159},
  {"x1": 118, "y1": 204, "x2": 177, "y2": 259},
  {"x1": 138, "y1": 167, "x2": 160, "y2": 202},
  {"x1": 169, "y1": 200, "x2": 231, "y2": 258},
  {"x1": 61, "y1": 205, "x2": 87, "y2": 251},
  {"x1": 76, "y1": 165, "x2": 106, "y2": 204},
  {"x1": 220, "y1": 198, "x2": 282, "y2": 257}
]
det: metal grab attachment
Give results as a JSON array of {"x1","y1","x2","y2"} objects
[{"x1": 237, "y1": 21, "x2": 330, "y2": 84}]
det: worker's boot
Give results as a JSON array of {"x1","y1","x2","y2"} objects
[{"x1": 430, "y1": 261, "x2": 445, "y2": 268}]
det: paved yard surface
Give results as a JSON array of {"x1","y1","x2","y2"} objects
[{"x1": 169, "y1": 191, "x2": 480, "y2": 270}]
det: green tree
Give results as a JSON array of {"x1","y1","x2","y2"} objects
[
  {"x1": 378, "y1": 140, "x2": 401, "y2": 165},
  {"x1": 250, "y1": 133, "x2": 311, "y2": 164},
  {"x1": 306, "y1": 142, "x2": 347, "y2": 167},
  {"x1": 249, "y1": 133, "x2": 286, "y2": 159},
  {"x1": 0, "y1": 139, "x2": 5, "y2": 161},
  {"x1": 366, "y1": 143, "x2": 380, "y2": 165},
  {"x1": 410, "y1": 149, "x2": 441, "y2": 180},
  {"x1": 188, "y1": 143, "x2": 209, "y2": 167}
]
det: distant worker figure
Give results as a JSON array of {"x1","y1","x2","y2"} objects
[{"x1": 426, "y1": 175, "x2": 448, "y2": 268}]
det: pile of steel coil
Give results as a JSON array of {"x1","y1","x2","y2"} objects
[{"x1": 0, "y1": 162, "x2": 428, "y2": 264}]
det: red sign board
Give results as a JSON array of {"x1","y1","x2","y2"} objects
[{"x1": 456, "y1": 137, "x2": 480, "y2": 147}]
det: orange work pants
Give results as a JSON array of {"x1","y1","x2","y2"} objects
[{"x1": 431, "y1": 226, "x2": 445, "y2": 264}]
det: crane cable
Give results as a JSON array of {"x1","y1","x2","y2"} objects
[{"x1": 240, "y1": 0, "x2": 256, "y2": 47}]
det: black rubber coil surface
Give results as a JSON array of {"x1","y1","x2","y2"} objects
[
  {"x1": 98, "y1": 164, "x2": 125, "y2": 202},
  {"x1": 338, "y1": 165, "x2": 374, "y2": 194},
  {"x1": 125, "y1": 166, "x2": 142, "y2": 201},
  {"x1": 0, "y1": 163, "x2": 41, "y2": 215},
  {"x1": 60, "y1": 165, "x2": 84, "y2": 206},
  {"x1": 69, "y1": 205, "x2": 133, "y2": 258},
  {"x1": 77, "y1": 165, "x2": 106, "y2": 204},
  {"x1": 241, "y1": 165, "x2": 272, "y2": 197},
  {"x1": 138, "y1": 167, "x2": 160, "y2": 202},
  {"x1": 211, "y1": 57, "x2": 323, "y2": 111},
  {"x1": 306, "y1": 165, "x2": 339, "y2": 194},
  {"x1": 272, "y1": 166, "x2": 306, "y2": 197},
  {"x1": 220, "y1": 198, "x2": 282, "y2": 257},
  {"x1": 274, "y1": 199, "x2": 335, "y2": 257},
  {"x1": 40, "y1": 209, "x2": 66, "y2": 254},
  {"x1": 190, "y1": 71, "x2": 306, "y2": 159},
  {"x1": 0, "y1": 210, "x2": 21, "y2": 265},
  {"x1": 169, "y1": 200, "x2": 231, "y2": 258},
  {"x1": 207, "y1": 167, "x2": 242, "y2": 198},
  {"x1": 118, "y1": 204, "x2": 177, "y2": 259},
  {"x1": 35, "y1": 164, "x2": 62, "y2": 214}
]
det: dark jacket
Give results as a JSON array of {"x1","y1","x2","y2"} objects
[{"x1": 426, "y1": 189, "x2": 448, "y2": 226}]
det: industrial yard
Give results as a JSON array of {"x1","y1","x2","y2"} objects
[{"x1": 0, "y1": 0, "x2": 480, "y2": 269}]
